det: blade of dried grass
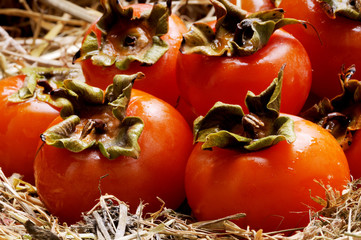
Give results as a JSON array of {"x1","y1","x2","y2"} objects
[
  {"x1": 0, "y1": 171, "x2": 37, "y2": 220},
  {"x1": 0, "y1": 53, "x2": 8, "y2": 78},
  {"x1": 0, "y1": 27, "x2": 27, "y2": 54},
  {"x1": 191, "y1": 213, "x2": 246, "y2": 229},
  {"x1": 93, "y1": 211, "x2": 113, "y2": 240},
  {"x1": 1, "y1": 49, "x2": 66, "y2": 66},
  {"x1": 38, "y1": 0, "x2": 98, "y2": 23},
  {"x1": 30, "y1": 13, "x2": 70, "y2": 57},
  {"x1": 114, "y1": 204, "x2": 128, "y2": 238},
  {"x1": 0, "y1": 8, "x2": 87, "y2": 26}
]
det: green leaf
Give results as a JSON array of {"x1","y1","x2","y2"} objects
[
  {"x1": 97, "y1": 0, "x2": 134, "y2": 34},
  {"x1": 74, "y1": 0, "x2": 169, "y2": 69},
  {"x1": 8, "y1": 73, "x2": 37, "y2": 102},
  {"x1": 181, "y1": 23, "x2": 222, "y2": 56},
  {"x1": 105, "y1": 72, "x2": 145, "y2": 120},
  {"x1": 193, "y1": 65, "x2": 295, "y2": 151},
  {"x1": 42, "y1": 115, "x2": 96, "y2": 152},
  {"x1": 98, "y1": 116, "x2": 144, "y2": 159},
  {"x1": 41, "y1": 73, "x2": 145, "y2": 159},
  {"x1": 74, "y1": 31, "x2": 100, "y2": 63},
  {"x1": 201, "y1": 130, "x2": 252, "y2": 150},
  {"x1": 8, "y1": 67, "x2": 83, "y2": 119},
  {"x1": 63, "y1": 80, "x2": 104, "y2": 105},
  {"x1": 113, "y1": 36, "x2": 169, "y2": 70},
  {"x1": 181, "y1": 0, "x2": 305, "y2": 56},
  {"x1": 245, "y1": 64, "x2": 284, "y2": 118},
  {"x1": 147, "y1": 3, "x2": 169, "y2": 36},
  {"x1": 193, "y1": 102, "x2": 245, "y2": 143}
]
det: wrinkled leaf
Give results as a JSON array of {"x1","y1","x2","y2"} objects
[
  {"x1": 73, "y1": 31, "x2": 100, "y2": 63},
  {"x1": 42, "y1": 74, "x2": 145, "y2": 159},
  {"x1": 74, "y1": 0, "x2": 169, "y2": 70},
  {"x1": 301, "y1": 65, "x2": 361, "y2": 150},
  {"x1": 8, "y1": 67, "x2": 82, "y2": 119},
  {"x1": 8, "y1": 73, "x2": 37, "y2": 102},
  {"x1": 42, "y1": 115, "x2": 96, "y2": 152},
  {"x1": 194, "y1": 66, "x2": 295, "y2": 151},
  {"x1": 99, "y1": 117, "x2": 144, "y2": 159},
  {"x1": 63, "y1": 79, "x2": 104, "y2": 105},
  {"x1": 106, "y1": 72, "x2": 145, "y2": 120},
  {"x1": 318, "y1": 0, "x2": 361, "y2": 20},
  {"x1": 245, "y1": 64, "x2": 285, "y2": 118},
  {"x1": 181, "y1": 0, "x2": 305, "y2": 56}
]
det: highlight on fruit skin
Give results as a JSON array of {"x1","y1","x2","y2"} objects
[{"x1": 184, "y1": 65, "x2": 350, "y2": 232}]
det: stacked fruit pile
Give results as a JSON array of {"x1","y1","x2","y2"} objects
[{"x1": 0, "y1": 0, "x2": 360, "y2": 238}]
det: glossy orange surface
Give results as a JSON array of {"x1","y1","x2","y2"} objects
[
  {"x1": 0, "y1": 75, "x2": 59, "y2": 183},
  {"x1": 279, "y1": 0, "x2": 361, "y2": 98},
  {"x1": 185, "y1": 116, "x2": 350, "y2": 231},
  {"x1": 79, "y1": 4, "x2": 187, "y2": 107},
  {"x1": 34, "y1": 89, "x2": 193, "y2": 223},
  {"x1": 177, "y1": 30, "x2": 312, "y2": 116}
]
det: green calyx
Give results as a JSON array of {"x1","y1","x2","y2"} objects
[
  {"x1": 8, "y1": 67, "x2": 82, "y2": 118},
  {"x1": 74, "y1": 0, "x2": 169, "y2": 70},
  {"x1": 318, "y1": 0, "x2": 361, "y2": 21},
  {"x1": 41, "y1": 73, "x2": 145, "y2": 159},
  {"x1": 301, "y1": 65, "x2": 361, "y2": 150},
  {"x1": 194, "y1": 65, "x2": 296, "y2": 151},
  {"x1": 180, "y1": 0, "x2": 305, "y2": 57}
]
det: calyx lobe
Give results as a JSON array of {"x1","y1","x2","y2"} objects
[
  {"x1": 181, "y1": 0, "x2": 305, "y2": 57},
  {"x1": 193, "y1": 65, "x2": 296, "y2": 151},
  {"x1": 8, "y1": 67, "x2": 82, "y2": 118},
  {"x1": 41, "y1": 73, "x2": 145, "y2": 159},
  {"x1": 74, "y1": 0, "x2": 170, "y2": 70},
  {"x1": 318, "y1": 0, "x2": 361, "y2": 20},
  {"x1": 301, "y1": 65, "x2": 361, "y2": 150}
]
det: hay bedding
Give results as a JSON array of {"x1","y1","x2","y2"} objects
[{"x1": 0, "y1": 0, "x2": 360, "y2": 239}]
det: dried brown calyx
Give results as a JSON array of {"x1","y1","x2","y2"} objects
[
  {"x1": 73, "y1": 0, "x2": 170, "y2": 70},
  {"x1": 301, "y1": 65, "x2": 361, "y2": 150},
  {"x1": 318, "y1": 0, "x2": 361, "y2": 20},
  {"x1": 180, "y1": 0, "x2": 306, "y2": 57},
  {"x1": 193, "y1": 65, "x2": 296, "y2": 151},
  {"x1": 41, "y1": 73, "x2": 145, "y2": 159}
]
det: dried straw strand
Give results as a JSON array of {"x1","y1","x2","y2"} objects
[{"x1": 38, "y1": 0, "x2": 98, "y2": 23}]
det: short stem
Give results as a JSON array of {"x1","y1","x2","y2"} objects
[
  {"x1": 242, "y1": 113, "x2": 267, "y2": 139},
  {"x1": 80, "y1": 119, "x2": 106, "y2": 139},
  {"x1": 37, "y1": 79, "x2": 54, "y2": 94}
]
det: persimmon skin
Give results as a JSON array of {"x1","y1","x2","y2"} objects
[
  {"x1": 344, "y1": 130, "x2": 361, "y2": 180},
  {"x1": 177, "y1": 30, "x2": 312, "y2": 116},
  {"x1": 79, "y1": 4, "x2": 187, "y2": 107},
  {"x1": 34, "y1": 89, "x2": 193, "y2": 224},
  {"x1": 279, "y1": 0, "x2": 361, "y2": 99},
  {"x1": 185, "y1": 116, "x2": 350, "y2": 232},
  {"x1": 0, "y1": 75, "x2": 59, "y2": 184}
]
